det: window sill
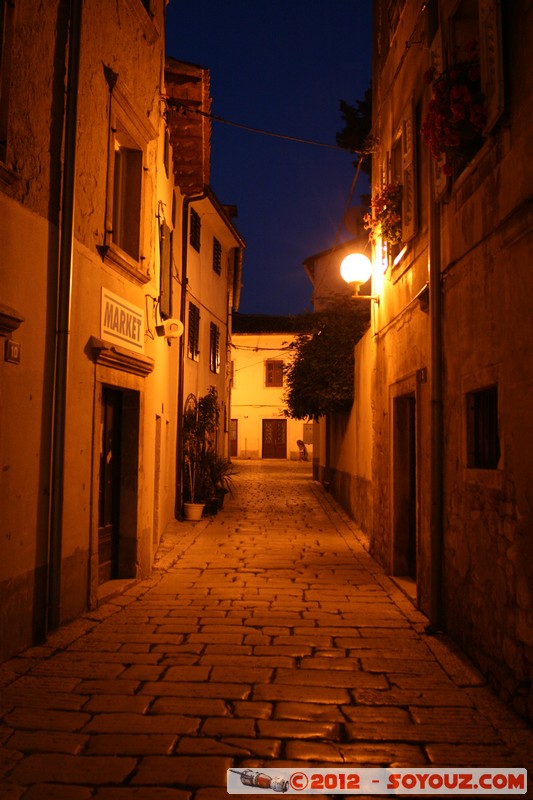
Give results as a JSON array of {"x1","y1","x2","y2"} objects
[
  {"x1": 98, "y1": 243, "x2": 150, "y2": 285},
  {"x1": 0, "y1": 160, "x2": 18, "y2": 187},
  {"x1": 463, "y1": 467, "x2": 503, "y2": 491}
]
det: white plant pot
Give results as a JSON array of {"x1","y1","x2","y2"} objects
[{"x1": 183, "y1": 502, "x2": 205, "y2": 521}]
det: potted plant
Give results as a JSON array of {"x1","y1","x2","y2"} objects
[
  {"x1": 363, "y1": 181, "x2": 403, "y2": 247},
  {"x1": 209, "y1": 453, "x2": 235, "y2": 510},
  {"x1": 182, "y1": 387, "x2": 220, "y2": 520},
  {"x1": 421, "y1": 42, "x2": 487, "y2": 176}
]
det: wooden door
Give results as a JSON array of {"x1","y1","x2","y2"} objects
[
  {"x1": 98, "y1": 388, "x2": 122, "y2": 583},
  {"x1": 230, "y1": 418, "x2": 238, "y2": 457},
  {"x1": 262, "y1": 419, "x2": 286, "y2": 459}
]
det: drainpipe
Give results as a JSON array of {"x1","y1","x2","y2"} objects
[
  {"x1": 47, "y1": 0, "x2": 82, "y2": 631},
  {"x1": 428, "y1": 171, "x2": 444, "y2": 630},
  {"x1": 175, "y1": 189, "x2": 206, "y2": 518}
]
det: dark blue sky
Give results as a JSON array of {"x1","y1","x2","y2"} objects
[{"x1": 165, "y1": 1, "x2": 373, "y2": 315}]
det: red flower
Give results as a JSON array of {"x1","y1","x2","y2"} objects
[{"x1": 421, "y1": 44, "x2": 487, "y2": 176}]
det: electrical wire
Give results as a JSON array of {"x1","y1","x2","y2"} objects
[{"x1": 165, "y1": 97, "x2": 363, "y2": 154}]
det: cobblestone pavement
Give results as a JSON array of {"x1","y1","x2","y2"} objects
[{"x1": 1, "y1": 461, "x2": 532, "y2": 799}]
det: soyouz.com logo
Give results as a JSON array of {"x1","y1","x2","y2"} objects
[{"x1": 227, "y1": 767, "x2": 527, "y2": 794}]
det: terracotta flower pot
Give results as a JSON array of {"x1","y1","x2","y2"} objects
[{"x1": 183, "y1": 502, "x2": 205, "y2": 521}]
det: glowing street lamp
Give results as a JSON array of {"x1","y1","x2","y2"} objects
[{"x1": 340, "y1": 253, "x2": 380, "y2": 303}]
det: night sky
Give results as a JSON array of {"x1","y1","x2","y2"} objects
[{"x1": 165, "y1": 1, "x2": 373, "y2": 315}]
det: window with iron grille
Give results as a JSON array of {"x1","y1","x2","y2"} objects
[
  {"x1": 265, "y1": 360, "x2": 284, "y2": 387},
  {"x1": 466, "y1": 384, "x2": 500, "y2": 469},
  {"x1": 187, "y1": 302, "x2": 200, "y2": 361},
  {"x1": 190, "y1": 208, "x2": 201, "y2": 252},
  {"x1": 209, "y1": 322, "x2": 220, "y2": 373},
  {"x1": 213, "y1": 237, "x2": 222, "y2": 275}
]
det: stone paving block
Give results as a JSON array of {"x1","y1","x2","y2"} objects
[
  {"x1": 187, "y1": 633, "x2": 244, "y2": 645},
  {"x1": 299, "y1": 656, "x2": 359, "y2": 670},
  {"x1": 30, "y1": 661, "x2": 126, "y2": 679},
  {"x1": 274, "y1": 702, "x2": 346, "y2": 722},
  {"x1": 257, "y1": 719, "x2": 340, "y2": 739},
  {"x1": 224, "y1": 737, "x2": 282, "y2": 758},
  {"x1": 140, "y1": 681, "x2": 251, "y2": 700},
  {"x1": 82, "y1": 713, "x2": 200, "y2": 735},
  {"x1": 0, "y1": 746, "x2": 23, "y2": 779},
  {"x1": 201, "y1": 717, "x2": 256, "y2": 737},
  {"x1": 118, "y1": 665, "x2": 165, "y2": 681},
  {"x1": 8, "y1": 753, "x2": 137, "y2": 784},
  {"x1": 200, "y1": 654, "x2": 293, "y2": 669},
  {"x1": 1, "y1": 689, "x2": 88, "y2": 712},
  {"x1": 3, "y1": 709, "x2": 90, "y2": 732},
  {"x1": 253, "y1": 683, "x2": 350, "y2": 704},
  {"x1": 150, "y1": 697, "x2": 229, "y2": 717},
  {"x1": 344, "y1": 721, "x2": 503, "y2": 743},
  {"x1": 74, "y1": 680, "x2": 140, "y2": 695},
  {"x1": 231, "y1": 701, "x2": 272, "y2": 719},
  {"x1": 424, "y1": 742, "x2": 522, "y2": 766},
  {"x1": 353, "y1": 688, "x2": 474, "y2": 707},
  {"x1": 154, "y1": 624, "x2": 203, "y2": 634},
  {"x1": 130, "y1": 755, "x2": 232, "y2": 787},
  {"x1": 175, "y1": 736, "x2": 253, "y2": 756},
  {"x1": 252, "y1": 645, "x2": 312, "y2": 657},
  {"x1": 85, "y1": 733, "x2": 176, "y2": 754},
  {"x1": 209, "y1": 666, "x2": 273, "y2": 684},
  {"x1": 22, "y1": 785, "x2": 93, "y2": 800},
  {"x1": 84, "y1": 695, "x2": 152, "y2": 713},
  {"x1": 359, "y1": 657, "x2": 449, "y2": 674},
  {"x1": 152, "y1": 644, "x2": 204, "y2": 654},
  {"x1": 273, "y1": 667, "x2": 388, "y2": 690},
  {"x1": 94, "y1": 788, "x2": 191, "y2": 800},
  {"x1": 163, "y1": 666, "x2": 211, "y2": 682},
  {"x1": 7, "y1": 730, "x2": 89, "y2": 754}
]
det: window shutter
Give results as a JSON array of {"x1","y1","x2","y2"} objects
[
  {"x1": 401, "y1": 99, "x2": 417, "y2": 242},
  {"x1": 430, "y1": 26, "x2": 449, "y2": 199},
  {"x1": 479, "y1": 0, "x2": 504, "y2": 133},
  {"x1": 160, "y1": 222, "x2": 172, "y2": 319}
]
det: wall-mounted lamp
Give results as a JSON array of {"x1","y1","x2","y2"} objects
[{"x1": 340, "y1": 253, "x2": 380, "y2": 304}]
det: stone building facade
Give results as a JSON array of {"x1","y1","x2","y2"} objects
[
  {"x1": 315, "y1": 0, "x2": 533, "y2": 720},
  {"x1": 231, "y1": 315, "x2": 312, "y2": 462},
  {"x1": 0, "y1": 2, "x2": 243, "y2": 660}
]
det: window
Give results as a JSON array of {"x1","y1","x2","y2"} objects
[
  {"x1": 103, "y1": 83, "x2": 156, "y2": 282},
  {"x1": 392, "y1": 98, "x2": 417, "y2": 248},
  {"x1": 265, "y1": 360, "x2": 284, "y2": 387},
  {"x1": 448, "y1": 0, "x2": 503, "y2": 162},
  {"x1": 159, "y1": 221, "x2": 172, "y2": 319},
  {"x1": 466, "y1": 385, "x2": 500, "y2": 469},
  {"x1": 209, "y1": 322, "x2": 220, "y2": 373},
  {"x1": 0, "y1": 0, "x2": 15, "y2": 163},
  {"x1": 112, "y1": 131, "x2": 143, "y2": 261},
  {"x1": 213, "y1": 237, "x2": 222, "y2": 275},
  {"x1": 190, "y1": 208, "x2": 201, "y2": 252},
  {"x1": 187, "y1": 303, "x2": 200, "y2": 360}
]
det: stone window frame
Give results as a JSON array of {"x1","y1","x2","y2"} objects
[
  {"x1": 265, "y1": 359, "x2": 284, "y2": 388},
  {"x1": 461, "y1": 363, "x2": 503, "y2": 489},
  {"x1": 209, "y1": 321, "x2": 221, "y2": 374},
  {"x1": 100, "y1": 81, "x2": 157, "y2": 284},
  {"x1": 187, "y1": 302, "x2": 200, "y2": 361},
  {"x1": 212, "y1": 236, "x2": 222, "y2": 275},
  {"x1": 190, "y1": 208, "x2": 201, "y2": 252}
]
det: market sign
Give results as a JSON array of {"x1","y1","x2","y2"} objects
[{"x1": 101, "y1": 288, "x2": 144, "y2": 353}]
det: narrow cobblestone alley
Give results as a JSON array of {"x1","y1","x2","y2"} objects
[{"x1": 1, "y1": 461, "x2": 531, "y2": 799}]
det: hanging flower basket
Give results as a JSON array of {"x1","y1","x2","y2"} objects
[
  {"x1": 363, "y1": 181, "x2": 403, "y2": 246},
  {"x1": 421, "y1": 43, "x2": 487, "y2": 176}
]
